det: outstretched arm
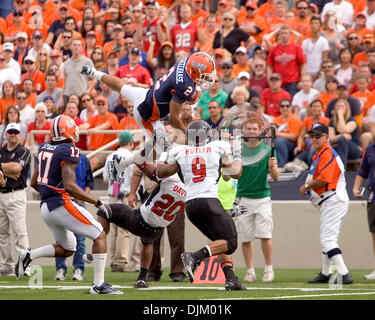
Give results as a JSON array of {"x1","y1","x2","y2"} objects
[{"x1": 81, "y1": 65, "x2": 125, "y2": 93}]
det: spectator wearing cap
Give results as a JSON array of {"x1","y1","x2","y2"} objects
[
  {"x1": 28, "y1": 30, "x2": 52, "y2": 61},
  {"x1": 4, "y1": 9, "x2": 28, "y2": 43},
  {"x1": 79, "y1": 96, "x2": 119, "y2": 171},
  {"x1": 13, "y1": 32, "x2": 30, "y2": 71},
  {"x1": 114, "y1": 48, "x2": 152, "y2": 89},
  {"x1": 302, "y1": 16, "x2": 329, "y2": 78},
  {"x1": 213, "y1": 11, "x2": 251, "y2": 56},
  {"x1": 36, "y1": 72, "x2": 62, "y2": 104},
  {"x1": 104, "y1": 51, "x2": 119, "y2": 76},
  {"x1": 353, "y1": 33, "x2": 375, "y2": 67},
  {"x1": 118, "y1": 38, "x2": 150, "y2": 72},
  {"x1": 360, "y1": 0, "x2": 375, "y2": 29},
  {"x1": 198, "y1": 14, "x2": 219, "y2": 56},
  {"x1": 224, "y1": 71, "x2": 259, "y2": 109},
  {"x1": 197, "y1": 73, "x2": 228, "y2": 120},
  {"x1": 2, "y1": 43, "x2": 21, "y2": 82},
  {"x1": 236, "y1": 1, "x2": 267, "y2": 45},
  {"x1": 134, "y1": 0, "x2": 168, "y2": 58},
  {"x1": 0, "y1": 52, "x2": 20, "y2": 97},
  {"x1": 321, "y1": 0, "x2": 354, "y2": 28},
  {"x1": 146, "y1": 40, "x2": 176, "y2": 81},
  {"x1": 117, "y1": 97, "x2": 141, "y2": 127},
  {"x1": 232, "y1": 46, "x2": 251, "y2": 77},
  {"x1": 24, "y1": 102, "x2": 51, "y2": 150},
  {"x1": 349, "y1": 13, "x2": 373, "y2": 42},
  {"x1": 220, "y1": 60, "x2": 237, "y2": 95},
  {"x1": 249, "y1": 58, "x2": 268, "y2": 97},
  {"x1": 62, "y1": 39, "x2": 95, "y2": 105},
  {"x1": 170, "y1": 3, "x2": 205, "y2": 54},
  {"x1": 0, "y1": 105, "x2": 27, "y2": 147},
  {"x1": 325, "y1": 83, "x2": 363, "y2": 128},
  {"x1": 98, "y1": 81, "x2": 120, "y2": 113},
  {"x1": 42, "y1": 96, "x2": 59, "y2": 120},
  {"x1": 272, "y1": 98, "x2": 303, "y2": 167},
  {"x1": 20, "y1": 55, "x2": 46, "y2": 94},
  {"x1": 82, "y1": 30, "x2": 98, "y2": 58},
  {"x1": 0, "y1": 122, "x2": 31, "y2": 276},
  {"x1": 261, "y1": 73, "x2": 292, "y2": 117},
  {"x1": 45, "y1": 3, "x2": 69, "y2": 47},
  {"x1": 267, "y1": 25, "x2": 307, "y2": 98},
  {"x1": 213, "y1": 48, "x2": 226, "y2": 76}
]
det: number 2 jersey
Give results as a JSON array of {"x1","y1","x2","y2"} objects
[
  {"x1": 168, "y1": 140, "x2": 233, "y2": 201},
  {"x1": 135, "y1": 58, "x2": 197, "y2": 122},
  {"x1": 140, "y1": 173, "x2": 186, "y2": 228},
  {"x1": 37, "y1": 142, "x2": 80, "y2": 211}
]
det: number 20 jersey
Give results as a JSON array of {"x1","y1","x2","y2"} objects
[
  {"x1": 140, "y1": 173, "x2": 186, "y2": 228},
  {"x1": 37, "y1": 142, "x2": 80, "y2": 211},
  {"x1": 169, "y1": 140, "x2": 232, "y2": 201}
]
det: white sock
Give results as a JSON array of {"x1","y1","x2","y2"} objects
[
  {"x1": 247, "y1": 267, "x2": 255, "y2": 274},
  {"x1": 264, "y1": 265, "x2": 273, "y2": 272},
  {"x1": 322, "y1": 253, "x2": 332, "y2": 276},
  {"x1": 30, "y1": 245, "x2": 55, "y2": 260},
  {"x1": 93, "y1": 253, "x2": 107, "y2": 286},
  {"x1": 330, "y1": 254, "x2": 349, "y2": 275}
]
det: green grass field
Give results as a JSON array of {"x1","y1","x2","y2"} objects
[{"x1": 1, "y1": 267, "x2": 375, "y2": 301}]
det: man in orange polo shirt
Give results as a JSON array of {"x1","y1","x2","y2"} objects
[
  {"x1": 20, "y1": 55, "x2": 46, "y2": 94},
  {"x1": 299, "y1": 122, "x2": 353, "y2": 285},
  {"x1": 237, "y1": 1, "x2": 267, "y2": 44},
  {"x1": 79, "y1": 96, "x2": 119, "y2": 171}
]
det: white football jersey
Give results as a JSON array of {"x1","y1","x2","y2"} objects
[
  {"x1": 140, "y1": 173, "x2": 186, "y2": 228},
  {"x1": 169, "y1": 140, "x2": 232, "y2": 201}
]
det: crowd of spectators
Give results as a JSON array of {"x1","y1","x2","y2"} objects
[{"x1": 0, "y1": 0, "x2": 374, "y2": 173}]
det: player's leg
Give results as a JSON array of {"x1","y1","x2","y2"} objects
[
  {"x1": 365, "y1": 202, "x2": 375, "y2": 279},
  {"x1": 134, "y1": 240, "x2": 154, "y2": 288}
]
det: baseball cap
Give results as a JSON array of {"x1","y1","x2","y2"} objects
[
  {"x1": 356, "y1": 12, "x2": 366, "y2": 18},
  {"x1": 363, "y1": 33, "x2": 374, "y2": 43},
  {"x1": 32, "y1": 30, "x2": 43, "y2": 39},
  {"x1": 50, "y1": 49, "x2": 61, "y2": 57},
  {"x1": 269, "y1": 73, "x2": 282, "y2": 80},
  {"x1": 119, "y1": 130, "x2": 134, "y2": 142},
  {"x1": 129, "y1": 47, "x2": 140, "y2": 55},
  {"x1": 58, "y1": 4, "x2": 69, "y2": 10},
  {"x1": 218, "y1": 0, "x2": 229, "y2": 6},
  {"x1": 86, "y1": 31, "x2": 96, "y2": 38},
  {"x1": 16, "y1": 32, "x2": 28, "y2": 40},
  {"x1": 24, "y1": 55, "x2": 36, "y2": 63},
  {"x1": 43, "y1": 96, "x2": 54, "y2": 103},
  {"x1": 5, "y1": 123, "x2": 21, "y2": 133},
  {"x1": 245, "y1": 0, "x2": 258, "y2": 8},
  {"x1": 235, "y1": 46, "x2": 247, "y2": 55},
  {"x1": 161, "y1": 41, "x2": 173, "y2": 48},
  {"x1": 337, "y1": 83, "x2": 348, "y2": 89},
  {"x1": 96, "y1": 96, "x2": 108, "y2": 104},
  {"x1": 145, "y1": 0, "x2": 159, "y2": 8},
  {"x1": 237, "y1": 71, "x2": 250, "y2": 80},
  {"x1": 106, "y1": 50, "x2": 118, "y2": 58},
  {"x1": 307, "y1": 122, "x2": 328, "y2": 135},
  {"x1": 214, "y1": 48, "x2": 225, "y2": 57},
  {"x1": 3, "y1": 42, "x2": 14, "y2": 52}
]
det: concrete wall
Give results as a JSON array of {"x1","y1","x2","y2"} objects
[{"x1": 21, "y1": 200, "x2": 374, "y2": 270}]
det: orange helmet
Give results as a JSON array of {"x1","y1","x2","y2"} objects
[
  {"x1": 186, "y1": 52, "x2": 216, "y2": 90},
  {"x1": 51, "y1": 115, "x2": 79, "y2": 142}
]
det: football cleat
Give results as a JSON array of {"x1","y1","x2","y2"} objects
[
  {"x1": 15, "y1": 248, "x2": 32, "y2": 280},
  {"x1": 225, "y1": 277, "x2": 247, "y2": 291},
  {"x1": 90, "y1": 282, "x2": 123, "y2": 295},
  {"x1": 181, "y1": 252, "x2": 199, "y2": 283},
  {"x1": 134, "y1": 280, "x2": 148, "y2": 288},
  {"x1": 332, "y1": 273, "x2": 353, "y2": 285},
  {"x1": 308, "y1": 272, "x2": 331, "y2": 284}
]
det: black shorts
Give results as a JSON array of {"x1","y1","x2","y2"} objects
[
  {"x1": 367, "y1": 202, "x2": 375, "y2": 233},
  {"x1": 185, "y1": 197, "x2": 237, "y2": 244},
  {"x1": 97, "y1": 203, "x2": 164, "y2": 244}
]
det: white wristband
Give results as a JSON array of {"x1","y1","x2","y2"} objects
[{"x1": 93, "y1": 70, "x2": 105, "y2": 81}]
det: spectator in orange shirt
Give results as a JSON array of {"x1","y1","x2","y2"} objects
[
  {"x1": 319, "y1": 75, "x2": 339, "y2": 113},
  {"x1": 257, "y1": 0, "x2": 277, "y2": 23},
  {"x1": 20, "y1": 55, "x2": 46, "y2": 94},
  {"x1": 266, "y1": 0, "x2": 289, "y2": 33},
  {"x1": 345, "y1": 31, "x2": 364, "y2": 58},
  {"x1": 0, "y1": 81, "x2": 16, "y2": 122},
  {"x1": 213, "y1": 48, "x2": 226, "y2": 77},
  {"x1": 21, "y1": 78, "x2": 38, "y2": 108},
  {"x1": 33, "y1": 0, "x2": 59, "y2": 27},
  {"x1": 26, "y1": 5, "x2": 50, "y2": 41},
  {"x1": 198, "y1": 14, "x2": 219, "y2": 56},
  {"x1": 272, "y1": 98, "x2": 302, "y2": 167},
  {"x1": 236, "y1": 1, "x2": 267, "y2": 44},
  {"x1": 350, "y1": 64, "x2": 375, "y2": 94},
  {"x1": 79, "y1": 96, "x2": 119, "y2": 171},
  {"x1": 349, "y1": 12, "x2": 373, "y2": 41},
  {"x1": 353, "y1": 34, "x2": 375, "y2": 67},
  {"x1": 118, "y1": 102, "x2": 141, "y2": 130},
  {"x1": 103, "y1": 24, "x2": 126, "y2": 57},
  {"x1": 290, "y1": 0, "x2": 312, "y2": 40},
  {"x1": 232, "y1": 46, "x2": 251, "y2": 77},
  {"x1": 352, "y1": 75, "x2": 375, "y2": 115},
  {"x1": 5, "y1": 9, "x2": 28, "y2": 43},
  {"x1": 191, "y1": 0, "x2": 209, "y2": 27}
]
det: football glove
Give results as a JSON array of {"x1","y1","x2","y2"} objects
[
  {"x1": 229, "y1": 202, "x2": 248, "y2": 217},
  {"x1": 81, "y1": 64, "x2": 95, "y2": 77},
  {"x1": 96, "y1": 200, "x2": 112, "y2": 219}
]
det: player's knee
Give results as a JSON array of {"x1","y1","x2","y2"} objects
[
  {"x1": 64, "y1": 249, "x2": 75, "y2": 257},
  {"x1": 225, "y1": 236, "x2": 238, "y2": 255}
]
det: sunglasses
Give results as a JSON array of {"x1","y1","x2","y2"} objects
[
  {"x1": 310, "y1": 133, "x2": 325, "y2": 139},
  {"x1": 222, "y1": 66, "x2": 232, "y2": 69},
  {"x1": 322, "y1": 65, "x2": 333, "y2": 69},
  {"x1": 280, "y1": 104, "x2": 291, "y2": 108},
  {"x1": 297, "y1": 6, "x2": 308, "y2": 9},
  {"x1": 36, "y1": 110, "x2": 45, "y2": 113},
  {"x1": 348, "y1": 37, "x2": 358, "y2": 40},
  {"x1": 133, "y1": 10, "x2": 141, "y2": 13},
  {"x1": 97, "y1": 102, "x2": 106, "y2": 106},
  {"x1": 7, "y1": 130, "x2": 20, "y2": 135},
  {"x1": 25, "y1": 61, "x2": 34, "y2": 64},
  {"x1": 246, "y1": 7, "x2": 255, "y2": 10},
  {"x1": 122, "y1": 22, "x2": 131, "y2": 26},
  {"x1": 17, "y1": 38, "x2": 26, "y2": 42},
  {"x1": 82, "y1": 98, "x2": 92, "y2": 103},
  {"x1": 14, "y1": 12, "x2": 23, "y2": 17},
  {"x1": 17, "y1": 96, "x2": 26, "y2": 99},
  {"x1": 223, "y1": 18, "x2": 233, "y2": 21},
  {"x1": 39, "y1": 53, "x2": 47, "y2": 56},
  {"x1": 113, "y1": 29, "x2": 122, "y2": 32},
  {"x1": 208, "y1": 106, "x2": 218, "y2": 109},
  {"x1": 63, "y1": 36, "x2": 72, "y2": 39},
  {"x1": 124, "y1": 42, "x2": 134, "y2": 45}
]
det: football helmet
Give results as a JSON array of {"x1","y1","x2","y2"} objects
[
  {"x1": 52, "y1": 115, "x2": 79, "y2": 142},
  {"x1": 186, "y1": 52, "x2": 216, "y2": 90},
  {"x1": 186, "y1": 120, "x2": 211, "y2": 147}
]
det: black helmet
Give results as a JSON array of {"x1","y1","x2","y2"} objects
[{"x1": 186, "y1": 120, "x2": 211, "y2": 146}]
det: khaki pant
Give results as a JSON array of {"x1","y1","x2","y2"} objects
[{"x1": 0, "y1": 190, "x2": 29, "y2": 268}]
